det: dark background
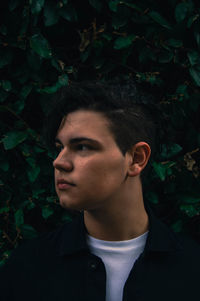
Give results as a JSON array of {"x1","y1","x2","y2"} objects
[{"x1": 0, "y1": 0, "x2": 200, "y2": 264}]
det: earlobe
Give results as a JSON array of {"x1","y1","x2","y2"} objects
[{"x1": 127, "y1": 142, "x2": 151, "y2": 177}]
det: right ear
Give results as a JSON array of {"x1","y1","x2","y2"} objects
[{"x1": 126, "y1": 142, "x2": 151, "y2": 177}]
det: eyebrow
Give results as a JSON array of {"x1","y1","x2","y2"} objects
[{"x1": 55, "y1": 137, "x2": 102, "y2": 146}]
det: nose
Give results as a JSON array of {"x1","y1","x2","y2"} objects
[{"x1": 53, "y1": 149, "x2": 73, "y2": 172}]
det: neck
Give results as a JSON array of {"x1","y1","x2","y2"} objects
[{"x1": 84, "y1": 177, "x2": 149, "y2": 241}]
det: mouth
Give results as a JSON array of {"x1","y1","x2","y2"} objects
[{"x1": 57, "y1": 179, "x2": 76, "y2": 190}]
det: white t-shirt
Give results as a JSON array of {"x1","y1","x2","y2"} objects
[{"x1": 87, "y1": 231, "x2": 148, "y2": 301}]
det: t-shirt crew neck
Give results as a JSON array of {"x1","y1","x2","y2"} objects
[{"x1": 87, "y1": 231, "x2": 148, "y2": 301}]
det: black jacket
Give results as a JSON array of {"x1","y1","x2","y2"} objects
[{"x1": 1, "y1": 208, "x2": 200, "y2": 301}]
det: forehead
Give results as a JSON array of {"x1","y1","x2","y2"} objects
[{"x1": 56, "y1": 110, "x2": 114, "y2": 142}]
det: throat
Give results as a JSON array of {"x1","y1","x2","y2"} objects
[{"x1": 83, "y1": 207, "x2": 149, "y2": 241}]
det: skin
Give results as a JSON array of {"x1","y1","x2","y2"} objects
[{"x1": 53, "y1": 110, "x2": 151, "y2": 241}]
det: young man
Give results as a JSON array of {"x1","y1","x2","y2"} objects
[{"x1": 1, "y1": 80, "x2": 200, "y2": 301}]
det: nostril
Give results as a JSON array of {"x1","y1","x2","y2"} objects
[{"x1": 53, "y1": 158, "x2": 73, "y2": 172}]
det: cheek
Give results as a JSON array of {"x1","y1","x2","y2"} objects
[{"x1": 80, "y1": 156, "x2": 126, "y2": 187}]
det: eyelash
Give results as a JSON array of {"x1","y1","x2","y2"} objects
[
  {"x1": 75, "y1": 144, "x2": 92, "y2": 151},
  {"x1": 55, "y1": 144, "x2": 63, "y2": 152},
  {"x1": 55, "y1": 143, "x2": 93, "y2": 152}
]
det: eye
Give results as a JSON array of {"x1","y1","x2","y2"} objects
[
  {"x1": 75, "y1": 144, "x2": 93, "y2": 151},
  {"x1": 55, "y1": 143, "x2": 64, "y2": 153}
]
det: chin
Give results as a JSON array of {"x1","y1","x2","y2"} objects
[{"x1": 59, "y1": 198, "x2": 85, "y2": 211}]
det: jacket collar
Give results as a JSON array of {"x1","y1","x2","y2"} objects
[
  {"x1": 57, "y1": 213, "x2": 88, "y2": 256},
  {"x1": 57, "y1": 206, "x2": 182, "y2": 257},
  {"x1": 143, "y1": 204, "x2": 182, "y2": 253}
]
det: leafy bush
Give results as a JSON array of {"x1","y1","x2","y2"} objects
[{"x1": 1, "y1": 0, "x2": 200, "y2": 264}]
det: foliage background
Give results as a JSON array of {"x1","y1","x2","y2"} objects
[{"x1": 0, "y1": 0, "x2": 200, "y2": 264}]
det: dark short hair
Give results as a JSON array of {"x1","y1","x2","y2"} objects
[{"x1": 44, "y1": 80, "x2": 157, "y2": 159}]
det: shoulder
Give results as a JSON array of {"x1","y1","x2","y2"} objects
[
  {"x1": 1, "y1": 217, "x2": 79, "y2": 270},
  {"x1": 176, "y1": 232, "x2": 200, "y2": 256},
  {"x1": 145, "y1": 205, "x2": 200, "y2": 273},
  {"x1": 0, "y1": 217, "x2": 85, "y2": 300},
  {"x1": 158, "y1": 228, "x2": 200, "y2": 275}
]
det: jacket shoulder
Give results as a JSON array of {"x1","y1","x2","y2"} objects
[{"x1": 1, "y1": 219, "x2": 75, "y2": 269}]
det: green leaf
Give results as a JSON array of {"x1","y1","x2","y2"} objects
[
  {"x1": 0, "y1": 49, "x2": 13, "y2": 68},
  {"x1": 61, "y1": 212, "x2": 72, "y2": 222},
  {"x1": 176, "y1": 84, "x2": 188, "y2": 94},
  {"x1": 26, "y1": 158, "x2": 40, "y2": 180},
  {"x1": 111, "y1": 6, "x2": 130, "y2": 29},
  {"x1": 58, "y1": 74, "x2": 68, "y2": 86},
  {"x1": 59, "y1": 5, "x2": 78, "y2": 22},
  {"x1": 180, "y1": 204, "x2": 199, "y2": 217},
  {"x1": 161, "y1": 143, "x2": 182, "y2": 159},
  {"x1": 32, "y1": 188, "x2": 45, "y2": 199},
  {"x1": 139, "y1": 47, "x2": 156, "y2": 63},
  {"x1": 0, "y1": 207, "x2": 9, "y2": 214},
  {"x1": 175, "y1": 84, "x2": 189, "y2": 102},
  {"x1": 180, "y1": 195, "x2": 200, "y2": 204},
  {"x1": 26, "y1": 157, "x2": 36, "y2": 168},
  {"x1": 114, "y1": 34, "x2": 136, "y2": 49},
  {"x1": 38, "y1": 82, "x2": 60, "y2": 94},
  {"x1": 27, "y1": 165, "x2": 40, "y2": 182},
  {"x1": 194, "y1": 31, "x2": 200, "y2": 48},
  {"x1": 108, "y1": 0, "x2": 119, "y2": 12},
  {"x1": 175, "y1": 3, "x2": 188, "y2": 23},
  {"x1": 187, "y1": 50, "x2": 200, "y2": 66},
  {"x1": 12, "y1": 99, "x2": 25, "y2": 114},
  {"x1": 158, "y1": 50, "x2": 173, "y2": 63},
  {"x1": 1, "y1": 80, "x2": 12, "y2": 92},
  {"x1": 42, "y1": 206, "x2": 54, "y2": 219},
  {"x1": 152, "y1": 161, "x2": 175, "y2": 181},
  {"x1": 26, "y1": 202, "x2": 35, "y2": 210},
  {"x1": 145, "y1": 191, "x2": 159, "y2": 204},
  {"x1": 189, "y1": 67, "x2": 200, "y2": 87},
  {"x1": 51, "y1": 58, "x2": 63, "y2": 71},
  {"x1": 9, "y1": 0, "x2": 21, "y2": 11},
  {"x1": 44, "y1": 2, "x2": 59, "y2": 26},
  {"x1": 152, "y1": 161, "x2": 166, "y2": 181},
  {"x1": 123, "y1": 3, "x2": 142, "y2": 12},
  {"x1": 15, "y1": 209, "x2": 24, "y2": 227},
  {"x1": 0, "y1": 25, "x2": 7, "y2": 36},
  {"x1": 0, "y1": 260, "x2": 6, "y2": 268},
  {"x1": 80, "y1": 48, "x2": 90, "y2": 62},
  {"x1": 30, "y1": 34, "x2": 52, "y2": 59},
  {"x1": 2, "y1": 131, "x2": 28, "y2": 150},
  {"x1": 171, "y1": 220, "x2": 183, "y2": 233},
  {"x1": 0, "y1": 251, "x2": 12, "y2": 265},
  {"x1": 34, "y1": 145, "x2": 45, "y2": 153},
  {"x1": 166, "y1": 39, "x2": 183, "y2": 48},
  {"x1": 46, "y1": 196, "x2": 57, "y2": 203},
  {"x1": 20, "y1": 85, "x2": 32, "y2": 99},
  {"x1": 187, "y1": 14, "x2": 199, "y2": 28},
  {"x1": 20, "y1": 13, "x2": 29, "y2": 36},
  {"x1": 88, "y1": 0, "x2": 103, "y2": 12},
  {"x1": 0, "y1": 159, "x2": 9, "y2": 171},
  {"x1": 148, "y1": 11, "x2": 172, "y2": 30},
  {"x1": 31, "y1": 0, "x2": 45, "y2": 14},
  {"x1": 39, "y1": 74, "x2": 68, "y2": 94},
  {"x1": 0, "y1": 91, "x2": 9, "y2": 103},
  {"x1": 20, "y1": 224, "x2": 38, "y2": 239},
  {"x1": 102, "y1": 33, "x2": 112, "y2": 41},
  {"x1": 66, "y1": 66, "x2": 74, "y2": 74},
  {"x1": 27, "y1": 50, "x2": 42, "y2": 70},
  {"x1": 169, "y1": 143, "x2": 183, "y2": 157}
]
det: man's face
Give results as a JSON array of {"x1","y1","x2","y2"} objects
[{"x1": 53, "y1": 110, "x2": 130, "y2": 211}]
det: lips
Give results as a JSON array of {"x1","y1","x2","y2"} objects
[{"x1": 57, "y1": 179, "x2": 75, "y2": 190}]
